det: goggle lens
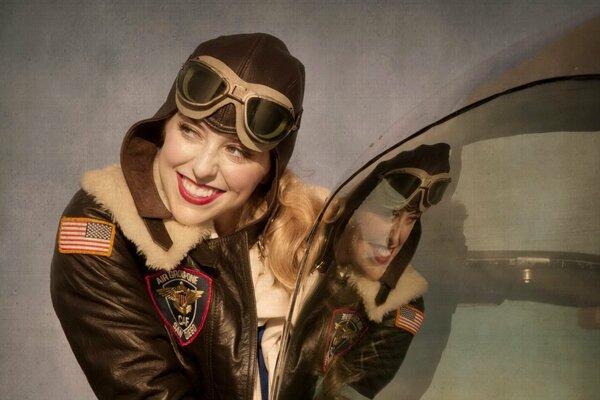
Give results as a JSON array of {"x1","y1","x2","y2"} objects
[
  {"x1": 176, "y1": 57, "x2": 297, "y2": 149},
  {"x1": 178, "y1": 63, "x2": 227, "y2": 105},
  {"x1": 247, "y1": 98, "x2": 294, "y2": 140},
  {"x1": 385, "y1": 170, "x2": 450, "y2": 211},
  {"x1": 426, "y1": 180, "x2": 450, "y2": 206},
  {"x1": 386, "y1": 173, "x2": 422, "y2": 200}
]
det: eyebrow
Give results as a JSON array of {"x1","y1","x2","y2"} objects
[
  {"x1": 179, "y1": 114, "x2": 204, "y2": 129},
  {"x1": 180, "y1": 115, "x2": 237, "y2": 138},
  {"x1": 179, "y1": 114, "x2": 254, "y2": 148},
  {"x1": 392, "y1": 208, "x2": 422, "y2": 216}
]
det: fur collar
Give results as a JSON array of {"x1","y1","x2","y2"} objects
[
  {"x1": 81, "y1": 164, "x2": 213, "y2": 271},
  {"x1": 348, "y1": 265, "x2": 428, "y2": 322}
]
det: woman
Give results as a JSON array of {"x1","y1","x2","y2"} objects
[
  {"x1": 276, "y1": 143, "x2": 451, "y2": 400},
  {"x1": 51, "y1": 33, "x2": 324, "y2": 400}
]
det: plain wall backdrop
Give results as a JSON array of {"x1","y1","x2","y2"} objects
[{"x1": 1, "y1": 1, "x2": 599, "y2": 398}]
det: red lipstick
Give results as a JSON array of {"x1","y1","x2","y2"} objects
[{"x1": 177, "y1": 174, "x2": 224, "y2": 206}]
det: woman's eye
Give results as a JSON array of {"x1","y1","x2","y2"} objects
[
  {"x1": 226, "y1": 146, "x2": 250, "y2": 160},
  {"x1": 407, "y1": 214, "x2": 420, "y2": 224},
  {"x1": 178, "y1": 122, "x2": 199, "y2": 137}
]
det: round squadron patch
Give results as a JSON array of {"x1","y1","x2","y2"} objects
[
  {"x1": 322, "y1": 309, "x2": 368, "y2": 372},
  {"x1": 146, "y1": 267, "x2": 212, "y2": 346}
]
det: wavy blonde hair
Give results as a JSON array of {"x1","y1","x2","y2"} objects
[{"x1": 256, "y1": 169, "x2": 326, "y2": 291}]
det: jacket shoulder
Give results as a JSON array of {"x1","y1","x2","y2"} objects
[
  {"x1": 349, "y1": 265, "x2": 427, "y2": 323},
  {"x1": 63, "y1": 189, "x2": 114, "y2": 221},
  {"x1": 80, "y1": 164, "x2": 211, "y2": 271},
  {"x1": 53, "y1": 190, "x2": 137, "y2": 267},
  {"x1": 55, "y1": 189, "x2": 123, "y2": 258},
  {"x1": 50, "y1": 190, "x2": 195, "y2": 399}
]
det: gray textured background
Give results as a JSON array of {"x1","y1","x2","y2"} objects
[{"x1": 2, "y1": 1, "x2": 600, "y2": 398}]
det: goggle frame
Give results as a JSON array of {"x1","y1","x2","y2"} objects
[
  {"x1": 383, "y1": 167, "x2": 451, "y2": 213},
  {"x1": 175, "y1": 55, "x2": 299, "y2": 152}
]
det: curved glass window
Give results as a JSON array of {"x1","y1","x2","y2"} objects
[{"x1": 273, "y1": 77, "x2": 600, "y2": 400}]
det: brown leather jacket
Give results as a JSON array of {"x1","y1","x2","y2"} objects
[
  {"x1": 51, "y1": 33, "x2": 308, "y2": 400},
  {"x1": 276, "y1": 261, "x2": 427, "y2": 400},
  {"x1": 51, "y1": 165, "x2": 265, "y2": 400}
]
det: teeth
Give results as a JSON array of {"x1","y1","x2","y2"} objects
[
  {"x1": 182, "y1": 177, "x2": 219, "y2": 198},
  {"x1": 372, "y1": 246, "x2": 391, "y2": 257}
]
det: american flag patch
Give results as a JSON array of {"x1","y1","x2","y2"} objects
[
  {"x1": 58, "y1": 217, "x2": 116, "y2": 257},
  {"x1": 394, "y1": 305, "x2": 424, "y2": 335}
]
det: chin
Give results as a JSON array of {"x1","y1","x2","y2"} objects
[
  {"x1": 170, "y1": 206, "x2": 214, "y2": 227},
  {"x1": 362, "y1": 265, "x2": 385, "y2": 281}
]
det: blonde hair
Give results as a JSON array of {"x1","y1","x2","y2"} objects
[{"x1": 260, "y1": 169, "x2": 326, "y2": 291}]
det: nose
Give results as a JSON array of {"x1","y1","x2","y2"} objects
[
  {"x1": 191, "y1": 149, "x2": 219, "y2": 182},
  {"x1": 387, "y1": 219, "x2": 403, "y2": 249}
]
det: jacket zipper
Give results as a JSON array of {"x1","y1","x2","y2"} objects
[{"x1": 239, "y1": 233, "x2": 258, "y2": 400}]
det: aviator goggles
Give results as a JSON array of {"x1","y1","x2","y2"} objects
[
  {"x1": 175, "y1": 55, "x2": 299, "y2": 152},
  {"x1": 383, "y1": 167, "x2": 451, "y2": 213}
]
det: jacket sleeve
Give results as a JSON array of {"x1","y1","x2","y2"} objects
[
  {"x1": 50, "y1": 190, "x2": 196, "y2": 400},
  {"x1": 315, "y1": 297, "x2": 425, "y2": 400},
  {"x1": 348, "y1": 297, "x2": 425, "y2": 399}
]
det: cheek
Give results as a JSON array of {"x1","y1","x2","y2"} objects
[
  {"x1": 398, "y1": 222, "x2": 416, "y2": 245},
  {"x1": 221, "y1": 163, "x2": 270, "y2": 195},
  {"x1": 362, "y1": 224, "x2": 390, "y2": 244},
  {"x1": 354, "y1": 212, "x2": 393, "y2": 241},
  {"x1": 160, "y1": 134, "x2": 192, "y2": 167},
  {"x1": 221, "y1": 149, "x2": 271, "y2": 195}
]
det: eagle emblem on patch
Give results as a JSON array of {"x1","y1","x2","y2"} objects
[
  {"x1": 322, "y1": 309, "x2": 367, "y2": 372},
  {"x1": 146, "y1": 267, "x2": 212, "y2": 346}
]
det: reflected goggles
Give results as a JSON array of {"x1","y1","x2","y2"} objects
[
  {"x1": 175, "y1": 55, "x2": 299, "y2": 152},
  {"x1": 383, "y1": 167, "x2": 451, "y2": 212}
]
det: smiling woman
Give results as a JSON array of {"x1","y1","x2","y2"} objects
[
  {"x1": 50, "y1": 33, "x2": 325, "y2": 400},
  {"x1": 159, "y1": 114, "x2": 272, "y2": 232}
]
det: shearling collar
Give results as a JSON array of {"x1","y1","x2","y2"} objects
[
  {"x1": 348, "y1": 264, "x2": 428, "y2": 322},
  {"x1": 81, "y1": 164, "x2": 213, "y2": 271}
]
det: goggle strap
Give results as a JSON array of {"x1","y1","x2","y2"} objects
[
  {"x1": 375, "y1": 284, "x2": 392, "y2": 306},
  {"x1": 376, "y1": 219, "x2": 421, "y2": 305},
  {"x1": 294, "y1": 108, "x2": 303, "y2": 130}
]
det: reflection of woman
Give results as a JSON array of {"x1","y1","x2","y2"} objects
[
  {"x1": 278, "y1": 143, "x2": 450, "y2": 400},
  {"x1": 336, "y1": 187, "x2": 422, "y2": 282},
  {"x1": 50, "y1": 33, "x2": 324, "y2": 399}
]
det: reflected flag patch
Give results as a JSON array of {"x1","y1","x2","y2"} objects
[
  {"x1": 146, "y1": 267, "x2": 212, "y2": 346},
  {"x1": 395, "y1": 305, "x2": 424, "y2": 335},
  {"x1": 58, "y1": 217, "x2": 116, "y2": 257}
]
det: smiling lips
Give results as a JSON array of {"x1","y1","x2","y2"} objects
[
  {"x1": 177, "y1": 174, "x2": 224, "y2": 205},
  {"x1": 370, "y1": 243, "x2": 394, "y2": 265}
]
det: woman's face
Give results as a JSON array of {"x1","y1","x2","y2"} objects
[
  {"x1": 158, "y1": 113, "x2": 271, "y2": 234},
  {"x1": 339, "y1": 208, "x2": 419, "y2": 281}
]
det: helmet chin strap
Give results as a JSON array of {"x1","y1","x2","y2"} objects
[{"x1": 375, "y1": 219, "x2": 421, "y2": 305}]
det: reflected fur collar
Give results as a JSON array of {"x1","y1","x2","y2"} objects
[
  {"x1": 348, "y1": 265, "x2": 428, "y2": 322},
  {"x1": 81, "y1": 164, "x2": 212, "y2": 271}
]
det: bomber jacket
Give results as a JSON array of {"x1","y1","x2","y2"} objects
[
  {"x1": 278, "y1": 258, "x2": 428, "y2": 399},
  {"x1": 51, "y1": 164, "x2": 286, "y2": 400}
]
